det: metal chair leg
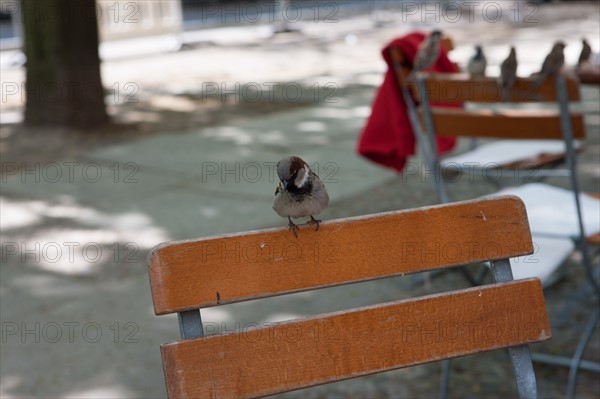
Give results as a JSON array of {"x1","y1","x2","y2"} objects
[
  {"x1": 439, "y1": 359, "x2": 451, "y2": 399},
  {"x1": 566, "y1": 306, "x2": 600, "y2": 399},
  {"x1": 508, "y1": 345, "x2": 538, "y2": 399}
]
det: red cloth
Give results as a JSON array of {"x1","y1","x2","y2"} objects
[{"x1": 357, "y1": 32, "x2": 459, "y2": 172}]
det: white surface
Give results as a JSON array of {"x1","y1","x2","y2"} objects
[
  {"x1": 441, "y1": 140, "x2": 579, "y2": 168},
  {"x1": 492, "y1": 183, "x2": 600, "y2": 237},
  {"x1": 511, "y1": 235, "x2": 574, "y2": 286}
]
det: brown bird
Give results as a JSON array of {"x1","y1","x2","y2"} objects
[
  {"x1": 500, "y1": 46, "x2": 518, "y2": 102},
  {"x1": 273, "y1": 156, "x2": 329, "y2": 237},
  {"x1": 411, "y1": 30, "x2": 443, "y2": 79},
  {"x1": 578, "y1": 38, "x2": 592, "y2": 69},
  {"x1": 535, "y1": 41, "x2": 566, "y2": 87}
]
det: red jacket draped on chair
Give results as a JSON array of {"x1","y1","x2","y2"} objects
[{"x1": 357, "y1": 32, "x2": 459, "y2": 172}]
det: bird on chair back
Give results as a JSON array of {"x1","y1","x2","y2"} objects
[
  {"x1": 468, "y1": 45, "x2": 487, "y2": 78},
  {"x1": 534, "y1": 41, "x2": 566, "y2": 87},
  {"x1": 410, "y1": 30, "x2": 443, "y2": 82},
  {"x1": 273, "y1": 156, "x2": 329, "y2": 238},
  {"x1": 500, "y1": 46, "x2": 518, "y2": 102},
  {"x1": 577, "y1": 38, "x2": 592, "y2": 70}
]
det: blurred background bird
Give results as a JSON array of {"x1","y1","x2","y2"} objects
[
  {"x1": 534, "y1": 41, "x2": 566, "y2": 87},
  {"x1": 577, "y1": 38, "x2": 592, "y2": 70},
  {"x1": 410, "y1": 30, "x2": 442, "y2": 80},
  {"x1": 500, "y1": 46, "x2": 518, "y2": 102},
  {"x1": 467, "y1": 45, "x2": 487, "y2": 78},
  {"x1": 273, "y1": 156, "x2": 329, "y2": 237}
]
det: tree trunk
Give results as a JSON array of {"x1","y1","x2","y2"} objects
[{"x1": 23, "y1": 0, "x2": 109, "y2": 128}]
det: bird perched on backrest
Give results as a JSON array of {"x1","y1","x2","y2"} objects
[
  {"x1": 500, "y1": 46, "x2": 518, "y2": 102},
  {"x1": 467, "y1": 45, "x2": 487, "y2": 78},
  {"x1": 273, "y1": 156, "x2": 329, "y2": 237},
  {"x1": 577, "y1": 38, "x2": 592, "y2": 70},
  {"x1": 410, "y1": 30, "x2": 443, "y2": 80},
  {"x1": 534, "y1": 41, "x2": 566, "y2": 87}
]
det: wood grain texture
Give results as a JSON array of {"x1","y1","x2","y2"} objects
[
  {"x1": 419, "y1": 74, "x2": 580, "y2": 103},
  {"x1": 148, "y1": 196, "x2": 533, "y2": 315},
  {"x1": 427, "y1": 108, "x2": 585, "y2": 139},
  {"x1": 161, "y1": 279, "x2": 551, "y2": 399}
]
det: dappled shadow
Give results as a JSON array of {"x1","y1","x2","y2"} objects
[{"x1": 1, "y1": 193, "x2": 177, "y2": 398}]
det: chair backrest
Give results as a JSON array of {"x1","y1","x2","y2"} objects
[
  {"x1": 416, "y1": 73, "x2": 585, "y2": 140},
  {"x1": 148, "y1": 196, "x2": 551, "y2": 398},
  {"x1": 418, "y1": 73, "x2": 581, "y2": 103},
  {"x1": 389, "y1": 37, "x2": 458, "y2": 101},
  {"x1": 407, "y1": 69, "x2": 594, "y2": 288},
  {"x1": 410, "y1": 71, "x2": 588, "y2": 229}
]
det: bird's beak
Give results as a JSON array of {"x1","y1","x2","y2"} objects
[{"x1": 282, "y1": 180, "x2": 289, "y2": 190}]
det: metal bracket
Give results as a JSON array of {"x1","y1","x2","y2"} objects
[
  {"x1": 556, "y1": 76, "x2": 598, "y2": 293},
  {"x1": 414, "y1": 75, "x2": 451, "y2": 204},
  {"x1": 492, "y1": 258, "x2": 538, "y2": 399},
  {"x1": 178, "y1": 309, "x2": 204, "y2": 339}
]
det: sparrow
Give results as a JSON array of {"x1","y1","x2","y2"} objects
[
  {"x1": 577, "y1": 38, "x2": 592, "y2": 69},
  {"x1": 467, "y1": 45, "x2": 487, "y2": 78},
  {"x1": 272, "y1": 156, "x2": 329, "y2": 237},
  {"x1": 500, "y1": 46, "x2": 518, "y2": 102},
  {"x1": 534, "y1": 41, "x2": 566, "y2": 87},
  {"x1": 410, "y1": 30, "x2": 443, "y2": 80}
]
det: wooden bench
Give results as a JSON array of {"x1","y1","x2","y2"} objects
[{"x1": 148, "y1": 196, "x2": 551, "y2": 398}]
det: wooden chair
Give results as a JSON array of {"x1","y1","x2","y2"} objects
[
  {"x1": 389, "y1": 46, "x2": 579, "y2": 290},
  {"x1": 148, "y1": 196, "x2": 551, "y2": 398},
  {"x1": 410, "y1": 72, "x2": 600, "y2": 271},
  {"x1": 389, "y1": 47, "x2": 583, "y2": 180},
  {"x1": 408, "y1": 72, "x2": 600, "y2": 398}
]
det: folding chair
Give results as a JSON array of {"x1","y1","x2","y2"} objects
[
  {"x1": 148, "y1": 197, "x2": 550, "y2": 398},
  {"x1": 389, "y1": 47, "x2": 580, "y2": 190},
  {"x1": 408, "y1": 72, "x2": 600, "y2": 398}
]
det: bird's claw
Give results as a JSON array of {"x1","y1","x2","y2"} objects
[
  {"x1": 307, "y1": 216, "x2": 321, "y2": 231},
  {"x1": 288, "y1": 217, "x2": 299, "y2": 238}
]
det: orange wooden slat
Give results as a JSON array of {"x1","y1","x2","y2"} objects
[
  {"x1": 389, "y1": 46, "x2": 406, "y2": 69},
  {"x1": 577, "y1": 69, "x2": 600, "y2": 85},
  {"x1": 389, "y1": 47, "x2": 411, "y2": 90},
  {"x1": 588, "y1": 233, "x2": 600, "y2": 245},
  {"x1": 497, "y1": 152, "x2": 567, "y2": 170},
  {"x1": 428, "y1": 108, "x2": 585, "y2": 139},
  {"x1": 441, "y1": 36, "x2": 455, "y2": 52},
  {"x1": 419, "y1": 74, "x2": 580, "y2": 103},
  {"x1": 148, "y1": 197, "x2": 533, "y2": 315},
  {"x1": 160, "y1": 279, "x2": 551, "y2": 399}
]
